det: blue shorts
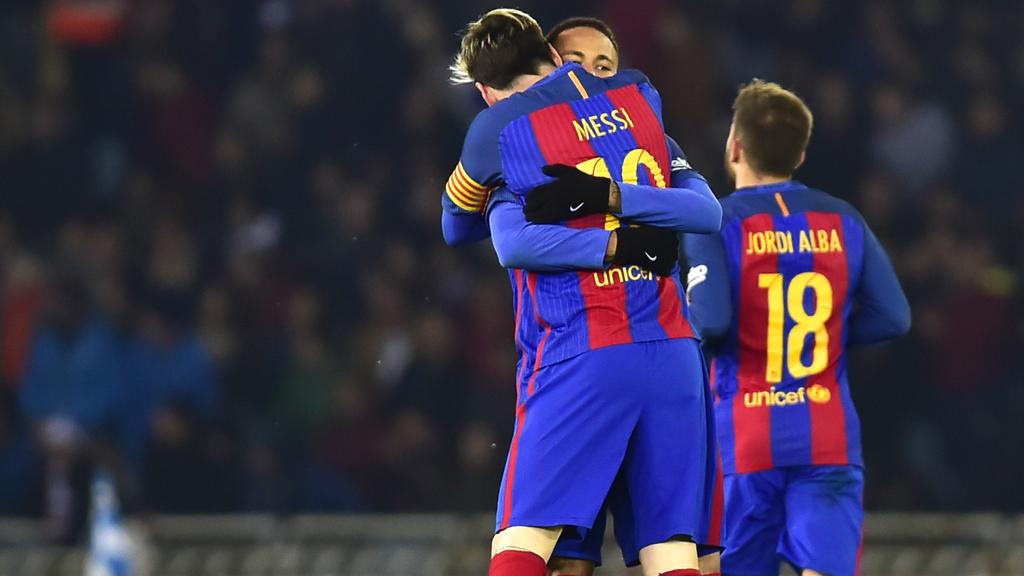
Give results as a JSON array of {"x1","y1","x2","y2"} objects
[
  {"x1": 721, "y1": 465, "x2": 864, "y2": 576},
  {"x1": 495, "y1": 338, "x2": 715, "y2": 566}
]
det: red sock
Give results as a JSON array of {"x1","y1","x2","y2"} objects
[
  {"x1": 489, "y1": 550, "x2": 547, "y2": 576},
  {"x1": 659, "y1": 570, "x2": 701, "y2": 576}
]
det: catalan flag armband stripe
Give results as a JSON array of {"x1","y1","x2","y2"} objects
[{"x1": 445, "y1": 162, "x2": 492, "y2": 212}]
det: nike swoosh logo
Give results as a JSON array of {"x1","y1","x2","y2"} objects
[
  {"x1": 644, "y1": 252, "x2": 658, "y2": 261},
  {"x1": 569, "y1": 202, "x2": 585, "y2": 212}
]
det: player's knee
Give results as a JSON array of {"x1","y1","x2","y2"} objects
[
  {"x1": 492, "y1": 526, "x2": 564, "y2": 562},
  {"x1": 801, "y1": 570, "x2": 825, "y2": 576},
  {"x1": 547, "y1": 556, "x2": 595, "y2": 576}
]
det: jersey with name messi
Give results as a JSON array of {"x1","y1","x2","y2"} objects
[
  {"x1": 450, "y1": 63, "x2": 697, "y2": 369},
  {"x1": 689, "y1": 182, "x2": 873, "y2": 475}
]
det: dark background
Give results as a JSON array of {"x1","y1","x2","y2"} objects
[{"x1": 0, "y1": 0, "x2": 1021, "y2": 543}]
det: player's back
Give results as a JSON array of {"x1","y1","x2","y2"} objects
[
  {"x1": 492, "y1": 64, "x2": 671, "y2": 208},
  {"x1": 709, "y1": 181, "x2": 870, "y2": 475}
]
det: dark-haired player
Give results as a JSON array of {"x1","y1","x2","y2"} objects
[
  {"x1": 684, "y1": 80, "x2": 910, "y2": 576},
  {"x1": 547, "y1": 17, "x2": 620, "y2": 78},
  {"x1": 444, "y1": 8, "x2": 722, "y2": 576},
  {"x1": 546, "y1": 18, "x2": 724, "y2": 576}
]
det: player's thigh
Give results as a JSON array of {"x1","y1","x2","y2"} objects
[
  {"x1": 720, "y1": 470, "x2": 788, "y2": 576},
  {"x1": 780, "y1": 465, "x2": 864, "y2": 576},
  {"x1": 621, "y1": 339, "x2": 714, "y2": 550},
  {"x1": 495, "y1": 346, "x2": 643, "y2": 532}
]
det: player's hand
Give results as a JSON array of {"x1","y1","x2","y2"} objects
[
  {"x1": 612, "y1": 226, "x2": 679, "y2": 276},
  {"x1": 524, "y1": 164, "x2": 611, "y2": 223}
]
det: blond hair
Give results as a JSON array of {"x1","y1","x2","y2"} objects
[{"x1": 449, "y1": 8, "x2": 552, "y2": 89}]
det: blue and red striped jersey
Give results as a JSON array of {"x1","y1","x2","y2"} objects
[
  {"x1": 452, "y1": 63, "x2": 698, "y2": 369},
  {"x1": 684, "y1": 181, "x2": 910, "y2": 475}
]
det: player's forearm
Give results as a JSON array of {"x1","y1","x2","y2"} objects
[
  {"x1": 612, "y1": 177, "x2": 722, "y2": 233},
  {"x1": 489, "y1": 201, "x2": 610, "y2": 272},
  {"x1": 441, "y1": 209, "x2": 490, "y2": 246}
]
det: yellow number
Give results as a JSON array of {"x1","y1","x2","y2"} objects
[
  {"x1": 758, "y1": 272, "x2": 833, "y2": 383},
  {"x1": 758, "y1": 273, "x2": 785, "y2": 382},
  {"x1": 574, "y1": 148, "x2": 666, "y2": 230}
]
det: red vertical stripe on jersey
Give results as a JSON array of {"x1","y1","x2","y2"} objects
[
  {"x1": 732, "y1": 214, "x2": 777, "y2": 473},
  {"x1": 805, "y1": 212, "x2": 850, "y2": 465},
  {"x1": 605, "y1": 85, "x2": 671, "y2": 175},
  {"x1": 528, "y1": 102, "x2": 599, "y2": 170},
  {"x1": 577, "y1": 268, "x2": 632, "y2": 349},
  {"x1": 528, "y1": 103, "x2": 632, "y2": 349},
  {"x1": 706, "y1": 450, "x2": 725, "y2": 547},
  {"x1": 656, "y1": 277, "x2": 693, "y2": 338},
  {"x1": 501, "y1": 272, "x2": 552, "y2": 529}
]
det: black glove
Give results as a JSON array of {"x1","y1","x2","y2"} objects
[
  {"x1": 524, "y1": 164, "x2": 611, "y2": 223},
  {"x1": 612, "y1": 226, "x2": 679, "y2": 276}
]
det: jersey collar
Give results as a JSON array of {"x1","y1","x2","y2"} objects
[{"x1": 732, "y1": 180, "x2": 808, "y2": 196}]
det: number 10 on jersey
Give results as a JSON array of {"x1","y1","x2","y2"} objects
[{"x1": 757, "y1": 272, "x2": 834, "y2": 383}]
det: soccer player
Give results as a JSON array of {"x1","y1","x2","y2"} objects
[
  {"x1": 445, "y1": 9, "x2": 722, "y2": 576},
  {"x1": 542, "y1": 18, "x2": 723, "y2": 576},
  {"x1": 684, "y1": 80, "x2": 911, "y2": 576}
]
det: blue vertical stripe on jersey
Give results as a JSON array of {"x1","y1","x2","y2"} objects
[
  {"x1": 500, "y1": 117, "x2": 550, "y2": 194},
  {"x1": 769, "y1": 213, "x2": 814, "y2": 467}
]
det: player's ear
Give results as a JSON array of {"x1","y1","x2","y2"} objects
[
  {"x1": 548, "y1": 44, "x2": 564, "y2": 67},
  {"x1": 794, "y1": 149, "x2": 806, "y2": 171},
  {"x1": 475, "y1": 82, "x2": 498, "y2": 107},
  {"x1": 729, "y1": 134, "x2": 742, "y2": 165}
]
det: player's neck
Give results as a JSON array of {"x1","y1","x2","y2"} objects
[
  {"x1": 487, "y1": 64, "x2": 560, "y2": 104},
  {"x1": 733, "y1": 167, "x2": 792, "y2": 191},
  {"x1": 507, "y1": 64, "x2": 558, "y2": 94}
]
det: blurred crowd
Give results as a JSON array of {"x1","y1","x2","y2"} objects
[{"x1": 0, "y1": 0, "x2": 1021, "y2": 542}]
